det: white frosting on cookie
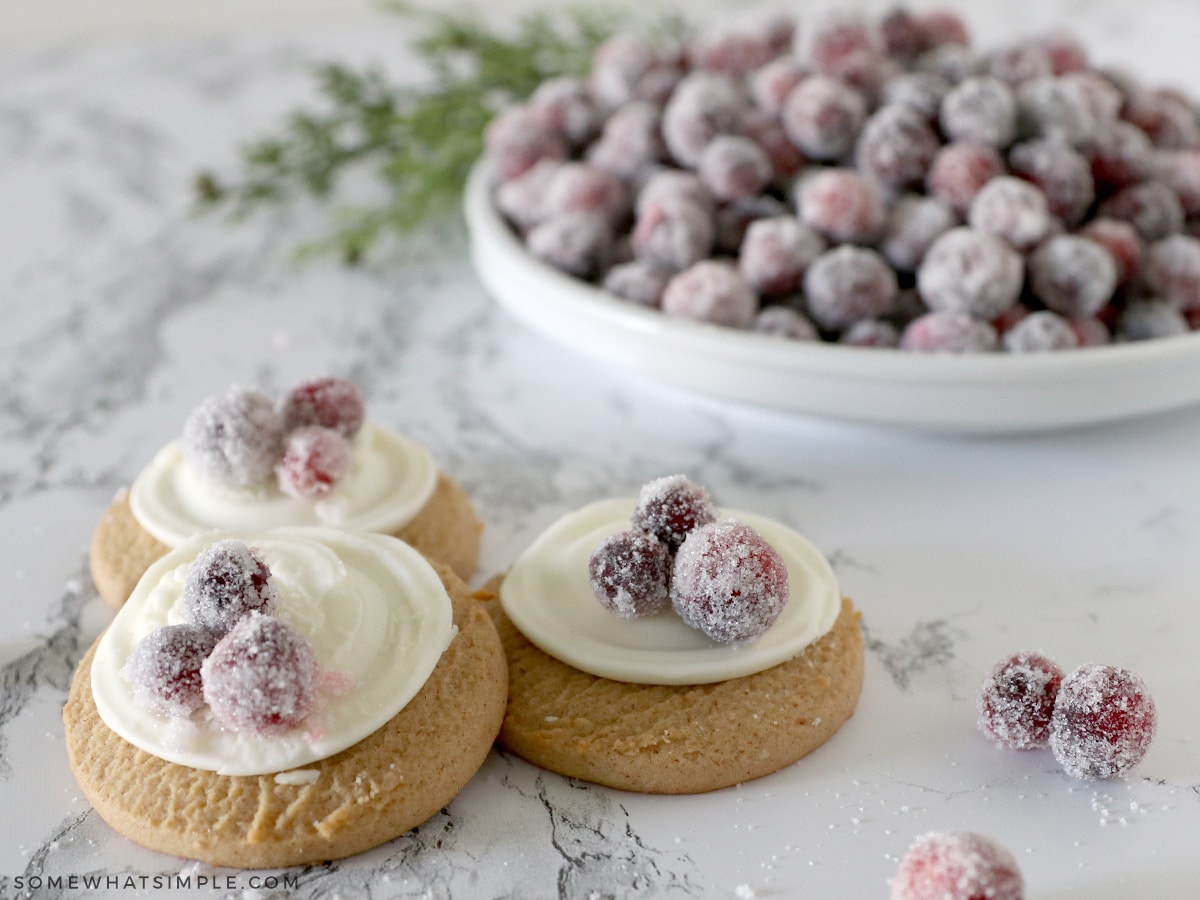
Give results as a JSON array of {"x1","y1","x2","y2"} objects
[
  {"x1": 91, "y1": 527, "x2": 455, "y2": 776},
  {"x1": 129, "y1": 423, "x2": 437, "y2": 546},
  {"x1": 501, "y1": 498, "x2": 841, "y2": 685}
]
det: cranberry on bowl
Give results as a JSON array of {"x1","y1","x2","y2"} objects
[{"x1": 464, "y1": 6, "x2": 1200, "y2": 433}]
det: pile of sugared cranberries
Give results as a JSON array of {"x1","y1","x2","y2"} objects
[
  {"x1": 587, "y1": 475, "x2": 789, "y2": 643},
  {"x1": 890, "y1": 831, "x2": 1024, "y2": 900},
  {"x1": 486, "y1": 6, "x2": 1200, "y2": 352},
  {"x1": 181, "y1": 376, "x2": 364, "y2": 499},
  {"x1": 124, "y1": 539, "x2": 320, "y2": 736},
  {"x1": 976, "y1": 651, "x2": 1156, "y2": 779}
]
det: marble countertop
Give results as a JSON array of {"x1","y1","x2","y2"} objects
[{"x1": 2, "y1": 1, "x2": 1199, "y2": 897}]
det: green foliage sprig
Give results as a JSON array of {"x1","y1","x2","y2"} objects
[{"x1": 195, "y1": 2, "x2": 633, "y2": 263}]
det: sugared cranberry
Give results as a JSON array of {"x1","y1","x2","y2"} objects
[
  {"x1": 742, "y1": 111, "x2": 805, "y2": 185},
  {"x1": 1049, "y1": 663, "x2": 1157, "y2": 779},
  {"x1": 939, "y1": 76, "x2": 1018, "y2": 149},
  {"x1": 182, "y1": 387, "x2": 285, "y2": 489},
  {"x1": 780, "y1": 76, "x2": 868, "y2": 162},
  {"x1": 900, "y1": 310, "x2": 999, "y2": 353},
  {"x1": 804, "y1": 246, "x2": 898, "y2": 330},
  {"x1": 882, "y1": 71, "x2": 952, "y2": 122},
  {"x1": 602, "y1": 260, "x2": 670, "y2": 308},
  {"x1": 279, "y1": 376, "x2": 365, "y2": 439},
  {"x1": 800, "y1": 10, "x2": 881, "y2": 80},
  {"x1": 890, "y1": 832, "x2": 1024, "y2": 900},
  {"x1": 968, "y1": 176, "x2": 1054, "y2": 251},
  {"x1": 1079, "y1": 217, "x2": 1143, "y2": 285},
  {"x1": 540, "y1": 162, "x2": 629, "y2": 228},
  {"x1": 686, "y1": 20, "x2": 780, "y2": 78},
  {"x1": 977, "y1": 651, "x2": 1065, "y2": 749},
  {"x1": 201, "y1": 613, "x2": 319, "y2": 737},
  {"x1": 881, "y1": 195, "x2": 958, "y2": 273},
  {"x1": 840, "y1": 318, "x2": 899, "y2": 348},
  {"x1": 670, "y1": 520, "x2": 789, "y2": 644},
  {"x1": 713, "y1": 195, "x2": 791, "y2": 255},
  {"x1": 1027, "y1": 235, "x2": 1118, "y2": 318},
  {"x1": 484, "y1": 105, "x2": 570, "y2": 182},
  {"x1": 276, "y1": 425, "x2": 352, "y2": 500},
  {"x1": 495, "y1": 158, "x2": 562, "y2": 231},
  {"x1": 916, "y1": 44, "x2": 985, "y2": 86},
  {"x1": 738, "y1": 216, "x2": 826, "y2": 297},
  {"x1": 917, "y1": 227, "x2": 1024, "y2": 319},
  {"x1": 1016, "y1": 76, "x2": 1098, "y2": 148},
  {"x1": 1118, "y1": 298, "x2": 1189, "y2": 341},
  {"x1": 749, "y1": 56, "x2": 808, "y2": 116},
  {"x1": 631, "y1": 197, "x2": 715, "y2": 271},
  {"x1": 1037, "y1": 30, "x2": 1090, "y2": 75},
  {"x1": 796, "y1": 168, "x2": 886, "y2": 245},
  {"x1": 631, "y1": 474, "x2": 717, "y2": 553},
  {"x1": 1141, "y1": 234, "x2": 1200, "y2": 310},
  {"x1": 855, "y1": 103, "x2": 941, "y2": 191},
  {"x1": 528, "y1": 76, "x2": 599, "y2": 148},
  {"x1": 1008, "y1": 139, "x2": 1095, "y2": 226},
  {"x1": 181, "y1": 539, "x2": 279, "y2": 635},
  {"x1": 1089, "y1": 121, "x2": 1153, "y2": 194},
  {"x1": 878, "y1": 7, "x2": 926, "y2": 62},
  {"x1": 660, "y1": 260, "x2": 758, "y2": 328},
  {"x1": 661, "y1": 72, "x2": 746, "y2": 168},
  {"x1": 755, "y1": 305, "x2": 820, "y2": 341},
  {"x1": 589, "y1": 34, "x2": 682, "y2": 109},
  {"x1": 1126, "y1": 88, "x2": 1200, "y2": 150},
  {"x1": 916, "y1": 9, "x2": 971, "y2": 49},
  {"x1": 588, "y1": 529, "x2": 672, "y2": 619},
  {"x1": 585, "y1": 102, "x2": 666, "y2": 182},
  {"x1": 926, "y1": 141, "x2": 1005, "y2": 216},
  {"x1": 1003, "y1": 311, "x2": 1081, "y2": 352},
  {"x1": 1155, "y1": 149, "x2": 1200, "y2": 217},
  {"x1": 124, "y1": 624, "x2": 219, "y2": 717},
  {"x1": 988, "y1": 40, "x2": 1053, "y2": 88},
  {"x1": 698, "y1": 135, "x2": 773, "y2": 202},
  {"x1": 1097, "y1": 180, "x2": 1184, "y2": 243},
  {"x1": 527, "y1": 212, "x2": 614, "y2": 277}
]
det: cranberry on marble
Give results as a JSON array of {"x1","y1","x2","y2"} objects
[
  {"x1": 890, "y1": 831, "x2": 1024, "y2": 900},
  {"x1": 1049, "y1": 663, "x2": 1157, "y2": 780}
]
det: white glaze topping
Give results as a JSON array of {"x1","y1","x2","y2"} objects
[
  {"x1": 500, "y1": 498, "x2": 841, "y2": 685},
  {"x1": 91, "y1": 527, "x2": 455, "y2": 776},
  {"x1": 129, "y1": 423, "x2": 437, "y2": 546}
]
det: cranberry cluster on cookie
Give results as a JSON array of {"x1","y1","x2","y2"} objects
[
  {"x1": 124, "y1": 538, "x2": 318, "y2": 736},
  {"x1": 487, "y1": 5, "x2": 1200, "y2": 352},
  {"x1": 184, "y1": 376, "x2": 363, "y2": 499},
  {"x1": 588, "y1": 475, "x2": 789, "y2": 643}
]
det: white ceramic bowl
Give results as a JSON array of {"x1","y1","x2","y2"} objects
[{"x1": 464, "y1": 163, "x2": 1200, "y2": 433}]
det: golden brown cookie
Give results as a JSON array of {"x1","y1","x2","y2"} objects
[
  {"x1": 64, "y1": 562, "x2": 506, "y2": 869},
  {"x1": 485, "y1": 585, "x2": 863, "y2": 795},
  {"x1": 89, "y1": 471, "x2": 482, "y2": 610}
]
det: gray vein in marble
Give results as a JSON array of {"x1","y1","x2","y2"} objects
[
  {"x1": 860, "y1": 619, "x2": 965, "y2": 692},
  {"x1": 0, "y1": 569, "x2": 88, "y2": 781}
]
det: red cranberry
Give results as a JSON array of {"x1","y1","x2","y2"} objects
[
  {"x1": 1008, "y1": 139, "x2": 1095, "y2": 226},
  {"x1": 279, "y1": 376, "x2": 365, "y2": 439},
  {"x1": 1142, "y1": 234, "x2": 1200, "y2": 310},
  {"x1": 900, "y1": 310, "x2": 998, "y2": 353},
  {"x1": 1097, "y1": 180, "x2": 1185, "y2": 242},
  {"x1": 804, "y1": 246, "x2": 898, "y2": 330},
  {"x1": 585, "y1": 102, "x2": 667, "y2": 182},
  {"x1": 1118, "y1": 298, "x2": 1190, "y2": 340},
  {"x1": 890, "y1": 832, "x2": 1024, "y2": 900},
  {"x1": 670, "y1": 520, "x2": 789, "y2": 644},
  {"x1": 181, "y1": 538, "x2": 279, "y2": 635},
  {"x1": 661, "y1": 261, "x2": 758, "y2": 328},
  {"x1": 940, "y1": 76, "x2": 1018, "y2": 149},
  {"x1": 602, "y1": 260, "x2": 670, "y2": 308},
  {"x1": 780, "y1": 76, "x2": 868, "y2": 162},
  {"x1": 124, "y1": 624, "x2": 219, "y2": 717},
  {"x1": 881, "y1": 195, "x2": 958, "y2": 273},
  {"x1": 484, "y1": 105, "x2": 570, "y2": 182},
  {"x1": 1050, "y1": 663, "x2": 1157, "y2": 779},
  {"x1": 926, "y1": 141, "x2": 1006, "y2": 216},
  {"x1": 588, "y1": 529, "x2": 672, "y2": 619},
  {"x1": 1027, "y1": 235, "x2": 1118, "y2": 318},
  {"x1": 738, "y1": 216, "x2": 827, "y2": 298},
  {"x1": 917, "y1": 227, "x2": 1024, "y2": 320},
  {"x1": 527, "y1": 212, "x2": 614, "y2": 278},
  {"x1": 630, "y1": 197, "x2": 715, "y2": 272},
  {"x1": 968, "y1": 176, "x2": 1054, "y2": 251},
  {"x1": 1003, "y1": 311, "x2": 1081, "y2": 352},
  {"x1": 855, "y1": 103, "x2": 941, "y2": 191},
  {"x1": 276, "y1": 426, "x2": 352, "y2": 500},
  {"x1": 661, "y1": 72, "x2": 746, "y2": 168},
  {"x1": 755, "y1": 305, "x2": 820, "y2": 341},
  {"x1": 977, "y1": 651, "x2": 1065, "y2": 748},
  {"x1": 1079, "y1": 217, "x2": 1143, "y2": 285},
  {"x1": 201, "y1": 613, "x2": 319, "y2": 737},
  {"x1": 631, "y1": 474, "x2": 717, "y2": 553},
  {"x1": 796, "y1": 168, "x2": 886, "y2": 245},
  {"x1": 182, "y1": 387, "x2": 285, "y2": 489},
  {"x1": 528, "y1": 76, "x2": 599, "y2": 148},
  {"x1": 1089, "y1": 121, "x2": 1153, "y2": 193},
  {"x1": 698, "y1": 136, "x2": 773, "y2": 202}
]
